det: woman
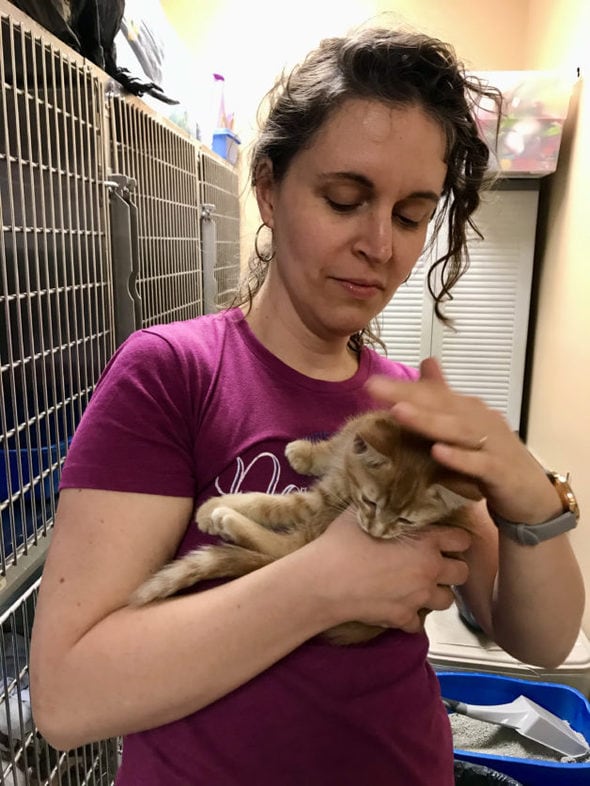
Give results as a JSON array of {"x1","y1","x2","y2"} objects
[{"x1": 30, "y1": 27, "x2": 584, "y2": 786}]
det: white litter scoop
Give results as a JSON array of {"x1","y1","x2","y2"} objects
[{"x1": 442, "y1": 695, "x2": 590, "y2": 759}]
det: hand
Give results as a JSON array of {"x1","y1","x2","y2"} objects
[
  {"x1": 366, "y1": 357, "x2": 562, "y2": 525},
  {"x1": 314, "y1": 509, "x2": 471, "y2": 634}
]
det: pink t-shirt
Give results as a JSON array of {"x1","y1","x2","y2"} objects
[{"x1": 60, "y1": 309, "x2": 454, "y2": 786}]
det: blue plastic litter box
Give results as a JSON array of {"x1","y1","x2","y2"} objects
[
  {"x1": 1, "y1": 438, "x2": 68, "y2": 556},
  {"x1": 1, "y1": 440, "x2": 66, "y2": 500},
  {"x1": 438, "y1": 671, "x2": 590, "y2": 786}
]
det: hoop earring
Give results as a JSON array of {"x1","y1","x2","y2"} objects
[{"x1": 254, "y1": 223, "x2": 276, "y2": 263}]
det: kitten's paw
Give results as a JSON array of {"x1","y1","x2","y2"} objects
[
  {"x1": 285, "y1": 440, "x2": 316, "y2": 475},
  {"x1": 195, "y1": 498, "x2": 223, "y2": 531},
  {"x1": 198, "y1": 505, "x2": 237, "y2": 540}
]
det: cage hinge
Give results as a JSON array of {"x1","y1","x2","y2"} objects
[
  {"x1": 105, "y1": 174, "x2": 137, "y2": 199},
  {"x1": 200, "y1": 203, "x2": 216, "y2": 219}
]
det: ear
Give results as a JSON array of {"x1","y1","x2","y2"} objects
[
  {"x1": 435, "y1": 465, "x2": 483, "y2": 502},
  {"x1": 353, "y1": 435, "x2": 388, "y2": 468},
  {"x1": 254, "y1": 157, "x2": 276, "y2": 229},
  {"x1": 431, "y1": 483, "x2": 476, "y2": 513}
]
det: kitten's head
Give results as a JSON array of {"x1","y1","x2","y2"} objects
[{"x1": 345, "y1": 414, "x2": 471, "y2": 538}]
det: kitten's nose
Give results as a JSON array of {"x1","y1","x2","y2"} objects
[{"x1": 362, "y1": 517, "x2": 399, "y2": 539}]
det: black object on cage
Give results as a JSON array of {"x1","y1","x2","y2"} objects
[{"x1": 10, "y1": 0, "x2": 178, "y2": 103}]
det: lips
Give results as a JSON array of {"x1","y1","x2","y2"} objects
[
  {"x1": 343, "y1": 277, "x2": 384, "y2": 288},
  {"x1": 332, "y1": 276, "x2": 385, "y2": 299}
]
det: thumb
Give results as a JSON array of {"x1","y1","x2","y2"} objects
[{"x1": 420, "y1": 356, "x2": 447, "y2": 385}]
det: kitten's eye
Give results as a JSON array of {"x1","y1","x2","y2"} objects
[{"x1": 361, "y1": 494, "x2": 377, "y2": 510}]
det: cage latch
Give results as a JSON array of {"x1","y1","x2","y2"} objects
[
  {"x1": 105, "y1": 174, "x2": 138, "y2": 199},
  {"x1": 107, "y1": 174, "x2": 142, "y2": 345}
]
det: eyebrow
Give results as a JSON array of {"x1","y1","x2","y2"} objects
[{"x1": 319, "y1": 171, "x2": 441, "y2": 204}]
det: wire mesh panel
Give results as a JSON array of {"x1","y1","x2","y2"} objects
[
  {"x1": 0, "y1": 6, "x2": 242, "y2": 781},
  {"x1": 199, "y1": 149, "x2": 240, "y2": 310},
  {"x1": 0, "y1": 577, "x2": 119, "y2": 785},
  {"x1": 0, "y1": 7, "x2": 114, "y2": 592},
  {"x1": 109, "y1": 95, "x2": 203, "y2": 328}
]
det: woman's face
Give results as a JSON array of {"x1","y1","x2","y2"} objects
[{"x1": 256, "y1": 98, "x2": 448, "y2": 343}]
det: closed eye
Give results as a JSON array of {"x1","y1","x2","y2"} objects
[
  {"x1": 394, "y1": 213, "x2": 423, "y2": 229},
  {"x1": 325, "y1": 197, "x2": 362, "y2": 213},
  {"x1": 361, "y1": 495, "x2": 377, "y2": 509},
  {"x1": 397, "y1": 509, "x2": 419, "y2": 524}
]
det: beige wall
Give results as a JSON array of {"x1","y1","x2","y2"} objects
[
  {"x1": 162, "y1": 0, "x2": 589, "y2": 632},
  {"x1": 160, "y1": 0, "x2": 532, "y2": 256},
  {"x1": 524, "y1": 0, "x2": 590, "y2": 633}
]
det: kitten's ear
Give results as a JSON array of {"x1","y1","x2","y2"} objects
[
  {"x1": 353, "y1": 434, "x2": 367, "y2": 454},
  {"x1": 431, "y1": 484, "x2": 474, "y2": 512},
  {"x1": 353, "y1": 434, "x2": 388, "y2": 468},
  {"x1": 436, "y1": 471, "x2": 483, "y2": 502}
]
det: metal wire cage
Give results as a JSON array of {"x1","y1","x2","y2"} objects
[
  {"x1": 0, "y1": 577, "x2": 119, "y2": 785},
  {"x1": 109, "y1": 93, "x2": 204, "y2": 331},
  {"x1": 0, "y1": 7, "x2": 114, "y2": 597},
  {"x1": 199, "y1": 148, "x2": 240, "y2": 313},
  {"x1": 0, "y1": 4, "x2": 241, "y2": 782}
]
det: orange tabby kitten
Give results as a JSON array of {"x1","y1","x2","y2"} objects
[{"x1": 130, "y1": 410, "x2": 472, "y2": 644}]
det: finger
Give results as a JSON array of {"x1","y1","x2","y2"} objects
[
  {"x1": 419, "y1": 356, "x2": 447, "y2": 385},
  {"x1": 427, "y1": 584, "x2": 462, "y2": 612},
  {"x1": 398, "y1": 616, "x2": 428, "y2": 634},
  {"x1": 389, "y1": 401, "x2": 488, "y2": 453},
  {"x1": 437, "y1": 555, "x2": 470, "y2": 588},
  {"x1": 364, "y1": 374, "x2": 411, "y2": 407},
  {"x1": 366, "y1": 371, "x2": 451, "y2": 412},
  {"x1": 421, "y1": 524, "x2": 472, "y2": 553},
  {"x1": 430, "y1": 441, "x2": 491, "y2": 478}
]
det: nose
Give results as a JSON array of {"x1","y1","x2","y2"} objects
[{"x1": 354, "y1": 209, "x2": 393, "y2": 264}]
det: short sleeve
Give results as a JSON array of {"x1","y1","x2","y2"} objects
[
  {"x1": 60, "y1": 330, "x2": 196, "y2": 497},
  {"x1": 365, "y1": 348, "x2": 419, "y2": 381}
]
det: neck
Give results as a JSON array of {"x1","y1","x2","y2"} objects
[{"x1": 243, "y1": 294, "x2": 359, "y2": 382}]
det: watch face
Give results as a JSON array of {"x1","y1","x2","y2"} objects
[{"x1": 548, "y1": 471, "x2": 580, "y2": 520}]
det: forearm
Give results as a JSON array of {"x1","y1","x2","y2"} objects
[
  {"x1": 366, "y1": 364, "x2": 586, "y2": 669},
  {"x1": 490, "y1": 532, "x2": 585, "y2": 668},
  {"x1": 32, "y1": 542, "x2": 336, "y2": 750},
  {"x1": 454, "y1": 503, "x2": 584, "y2": 669},
  {"x1": 32, "y1": 509, "x2": 473, "y2": 750}
]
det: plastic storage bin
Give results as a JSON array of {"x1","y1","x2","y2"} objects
[
  {"x1": 438, "y1": 671, "x2": 590, "y2": 786},
  {"x1": 212, "y1": 128, "x2": 240, "y2": 165},
  {"x1": 426, "y1": 605, "x2": 590, "y2": 697},
  {"x1": 1, "y1": 440, "x2": 65, "y2": 501},
  {"x1": 1, "y1": 437, "x2": 68, "y2": 557},
  {"x1": 472, "y1": 70, "x2": 573, "y2": 176}
]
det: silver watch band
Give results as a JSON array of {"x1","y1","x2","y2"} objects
[{"x1": 489, "y1": 509, "x2": 578, "y2": 546}]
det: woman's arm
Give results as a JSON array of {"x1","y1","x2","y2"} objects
[
  {"x1": 30, "y1": 487, "x2": 471, "y2": 750},
  {"x1": 366, "y1": 358, "x2": 585, "y2": 669},
  {"x1": 452, "y1": 500, "x2": 584, "y2": 668}
]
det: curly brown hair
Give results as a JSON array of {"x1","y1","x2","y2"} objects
[{"x1": 227, "y1": 26, "x2": 501, "y2": 352}]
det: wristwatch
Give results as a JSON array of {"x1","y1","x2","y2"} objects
[{"x1": 489, "y1": 471, "x2": 580, "y2": 546}]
